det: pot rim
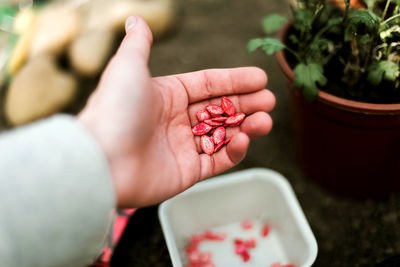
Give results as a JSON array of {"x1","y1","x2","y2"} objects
[{"x1": 276, "y1": 22, "x2": 400, "y2": 115}]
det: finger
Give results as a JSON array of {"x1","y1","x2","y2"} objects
[
  {"x1": 115, "y1": 16, "x2": 153, "y2": 66},
  {"x1": 174, "y1": 67, "x2": 268, "y2": 103},
  {"x1": 236, "y1": 111, "x2": 273, "y2": 138},
  {"x1": 187, "y1": 89, "x2": 275, "y2": 126},
  {"x1": 199, "y1": 132, "x2": 250, "y2": 179},
  {"x1": 193, "y1": 112, "x2": 272, "y2": 153}
]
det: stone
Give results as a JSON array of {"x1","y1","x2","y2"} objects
[
  {"x1": 5, "y1": 55, "x2": 77, "y2": 126},
  {"x1": 69, "y1": 29, "x2": 115, "y2": 76},
  {"x1": 29, "y1": 5, "x2": 80, "y2": 58}
]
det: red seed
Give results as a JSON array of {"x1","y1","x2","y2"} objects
[
  {"x1": 206, "y1": 105, "x2": 224, "y2": 117},
  {"x1": 212, "y1": 127, "x2": 226, "y2": 144},
  {"x1": 187, "y1": 250, "x2": 201, "y2": 262},
  {"x1": 270, "y1": 263, "x2": 282, "y2": 267},
  {"x1": 261, "y1": 224, "x2": 270, "y2": 237},
  {"x1": 224, "y1": 137, "x2": 232, "y2": 145},
  {"x1": 229, "y1": 121, "x2": 243, "y2": 127},
  {"x1": 214, "y1": 141, "x2": 224, "y2": 153},
  {"x1": 282, "y1": 264, "x2": 295, "y2": 267},
  {"x1": 234, "y1": 238, "x2": 256, "y2": 262},
  {"x1": 196, "y1": 110, "x2": 211, "y2": 122},
  {"x1": 225, "y1": 113, "x2": 245, "y2": 125},
  {"x1": 245, "y1": 238, "x2": 257, "y2": 248},
  {"x1": 192, "y1": 123, "x2": 212, "y2": 136},
  {"x1": 241, "y1": 250, "x2": 250, "y2": 262},
  {"x1": 199, "y1": 251, "x2": 212, "y2": 263},
  {"x1": 221, "y1": 96, "x2": 235, "y2": 116},
  {"x1": 211, "y1": 116, "x2": 228, "y2": 122},
  {"x1": 203, "y1": 230, "x2": 227, "y2": 241},
  {"x1": 234, "y1": 240, "x2": 247, "y2": 254},
  {"x1": 241, "y1": 220, "x2": 253, "y2": 230},
  {"x1": 204, "y1": 119, "x2": 224, "y2": 127},
  {"x1": 200, "y1": 135, "x2": 214, "y2": 155},
  {"x1": 190, "y1": 235, "x2": 205, "y2": 245}
]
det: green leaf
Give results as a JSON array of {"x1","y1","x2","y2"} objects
[
  {"x1": 381, "y1": 61, "x2": 399, "y2": 82},
  {"x1": 289, "y1": 34, "x2": 299, "y2": 45},
  {"x1": 247, "y1": 38, "x2": 286, "y2": 55},
  {"x1": 260, "y1": 38, "x2": 286, "y2": 55},
  {"x1": 307, "y1": 38, "x2": 335, "y2": 65},
  {"x1": 247, "y1": 38, "x2": 265, "y2": 53},
  {"x1": 367, "y1": 63, "x2": 384, "y2": 85},
  {"x1": 0, "y1": 7, "x2": 17, "y2": 18},
  {"x1": 364, "y1": 0, "x2": 378, "y2": 9},
  {"x1": 347, "y1": 9, "x2": 379, "y2": 32},
  {"x1": 368, "y1": 61, "x2": 400, "y2": 86},
  {"x1": 293, "y1": 63, "x2": 327, "y2": 101},
  {"x1": 261, "y1": 14, "x2": 288, "y2": 34},
  {"x1": 293, "y1": 8, "x2": 313, "y2": 31},
  {"x1": 380, "y1": 25, "x2": 400, "y2": 40},
  {"x1": 327, "y1": 17, "x2": 343, "y2": 27}
]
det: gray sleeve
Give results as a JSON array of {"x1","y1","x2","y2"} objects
[{"x1": 0, "y1": 115, "x2": 116, "y2": 267}]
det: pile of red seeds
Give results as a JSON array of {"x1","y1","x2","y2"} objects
[
  {"x1": 233, "y1": 237, "x2": 257, "y2": 262},
  {"x1": 184, "y1": 221, "x2": 296, "y2": 266},
  {"x1": 184, "y1": 230, "x2": 226, "y2": 267},
  {"x1": 232, "y1": 221, "x2": 271, "y2": 262},
  {"x1": 192, "y1": 96, "x2": 245, "y2": 155}
]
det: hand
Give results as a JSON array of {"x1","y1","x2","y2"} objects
[{"x1": 78, "y1": 16, "x2": 275, "y2": 208}]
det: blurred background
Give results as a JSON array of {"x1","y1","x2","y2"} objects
[{"x1": 1, "y1": 0, "x2": 400, "y2": 266}]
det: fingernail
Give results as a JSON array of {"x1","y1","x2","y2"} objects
[{"x1": 125, "y1": 16, "x2": 137, "y2": 33}]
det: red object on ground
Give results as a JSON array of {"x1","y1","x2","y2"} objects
[{"x1": 261, "y1": 224, "x2": 270, "y2": 237}]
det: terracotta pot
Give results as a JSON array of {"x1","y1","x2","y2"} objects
[{"x1": 276, "y1": 23, "x2": 400, "y2": 198}]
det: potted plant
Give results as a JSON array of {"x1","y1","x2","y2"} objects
[{"x1": 248, "y1": 0, "x2": 400, "y2": 197}]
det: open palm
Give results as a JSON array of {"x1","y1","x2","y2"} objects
[{"x1": 79, "y1": 17, "x2": 275, "y2": 208}]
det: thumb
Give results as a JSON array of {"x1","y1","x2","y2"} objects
[{"x1": 116, "y1": 16, "x2": 153, "y2": 66}]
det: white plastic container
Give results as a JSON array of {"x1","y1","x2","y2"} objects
[{"x1": 158, "y1": 168, "x2": 318, "y2": 267}]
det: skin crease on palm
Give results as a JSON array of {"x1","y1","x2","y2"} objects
[{"x1": 78, "y1": 16, "x2": 276, "y2": 208}]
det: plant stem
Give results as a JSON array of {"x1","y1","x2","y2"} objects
[
  {"x1": 285, "y1": 46, "x2": 301, "y2": 62},
  {"x1": 308, "y1": 23, "x2": 332, "y2": 45},
  {"x1": 382, "y1": 14, "x2": 400, "y2": 25},
  {"x1": 343, "y1": 0, "x2": 350, "y2": 23},
  {"x1": 386, "y1": 43, "x2": 393, "y2": 58},
  {"x1": 380, "y1": 0, "x2": 391, "y2": 23}
]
